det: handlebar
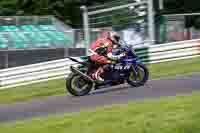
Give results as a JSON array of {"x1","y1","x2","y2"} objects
[{"x1": 119, "y1": 39, "x2": 149, "y2": 48}]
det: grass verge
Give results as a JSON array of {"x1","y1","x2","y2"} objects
[
  {"x1": 0, "y1": 92, "x2": 200, "y2": 133},
  {"x1": 149, "y1": 57, "x2": 200, "y2": 79},
  {"x1": 0, "y1": 57, "x2": 200, "y2": 104},
  {"x1": 0, "y1": 79, "x2": 65, "y2": 104}
]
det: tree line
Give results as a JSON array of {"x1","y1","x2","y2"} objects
[{"x1": 0, "y1": 0, "x2": 200, "y2": 28}]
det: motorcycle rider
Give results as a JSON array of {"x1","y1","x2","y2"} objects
[{"x1": 89, "y1": 31, "x2": 126, "y2": 82}]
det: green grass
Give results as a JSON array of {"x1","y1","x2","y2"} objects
[
  {"x1": 149, "y1": 57, "x2": 200, "y2": 79},
  {"x1": 0, "y1": 79, "x2": 65, "y2": 104},
  {"x1": 1, "y1": 92, "x2": 200, "y2": 133},
  {"x1": 0, "y1": 57, "x2": 200, "y2": 104}
]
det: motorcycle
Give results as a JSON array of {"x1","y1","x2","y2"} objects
[{"x1": 66, "y1": 41, "x2": 149, "y2": 96}]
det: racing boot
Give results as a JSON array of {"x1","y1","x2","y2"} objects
[{"x1": 92, "y1": 67, "x2": 104, "y2": 83}]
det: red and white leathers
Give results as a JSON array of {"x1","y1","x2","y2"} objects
[
  {"x1": 89, "y1": 34, "x2": 125, "y2": 81},
  {"x1": 90, "y1": 38, "x2": 113, "y2": 64}
]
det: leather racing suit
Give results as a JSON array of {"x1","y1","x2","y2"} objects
[{"x1": 89, "y1": 36, "x2": 125, "y2": 81}]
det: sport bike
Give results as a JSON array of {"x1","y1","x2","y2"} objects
[{"x1": 66, "y1": 42, "x2": 149, "y2": 96}]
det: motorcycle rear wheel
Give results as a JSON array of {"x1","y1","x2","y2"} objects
[{"x1": 66, "y1": 73, "x2": 93, "y2": 96}]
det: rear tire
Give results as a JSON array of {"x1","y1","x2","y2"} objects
[
  {"x1": 66, "y1": 73, "x2": 93, "y2": 96},
  {"x1": 127, "y1": 63, "x2": 149, "y2": 87}
]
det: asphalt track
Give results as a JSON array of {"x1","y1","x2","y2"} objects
[{"x1": 0, "y1": 74, "x2": 200, "y2": 123}]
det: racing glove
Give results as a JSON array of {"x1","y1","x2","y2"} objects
[{"x1": 107, "y1": 52, "x2": 126, "y2": 61}]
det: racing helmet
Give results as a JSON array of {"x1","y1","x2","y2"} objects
[{"x1": 108, "y1": 31, "x2": 121, "y2": 44}]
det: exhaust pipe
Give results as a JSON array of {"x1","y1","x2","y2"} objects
[
  {"x1": 70, "y1": 66, "x2": 94, "y2": 82},
  {"x1": 67, "y1": 57, "x2": 89, "y2": 66}
]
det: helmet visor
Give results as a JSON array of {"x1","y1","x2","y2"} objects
[{"x1": 114, "y1": 36, "x2": 120, "y2": 42}]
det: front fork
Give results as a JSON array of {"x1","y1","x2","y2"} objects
[
  {"x1": 130, "y1": 65, "x2": 138, "y2": 78},
  {"x1": 130, "y1": 61, "x2": 142, "y2": 78}
]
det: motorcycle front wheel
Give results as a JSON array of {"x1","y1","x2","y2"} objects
[
  {"x1": 66, "y1": 73, "x2": 93, "y2": 96},
  {"x1": 127, "y1": 63, "x2": 149, "y2": 87}
]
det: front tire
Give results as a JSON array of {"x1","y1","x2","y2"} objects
[
  {"x1": 127, "y1": 63, "x2": 149, "y2": 87},
  {"x1": 66, "y1": 73, "x2": 93, "y2": 96}
]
